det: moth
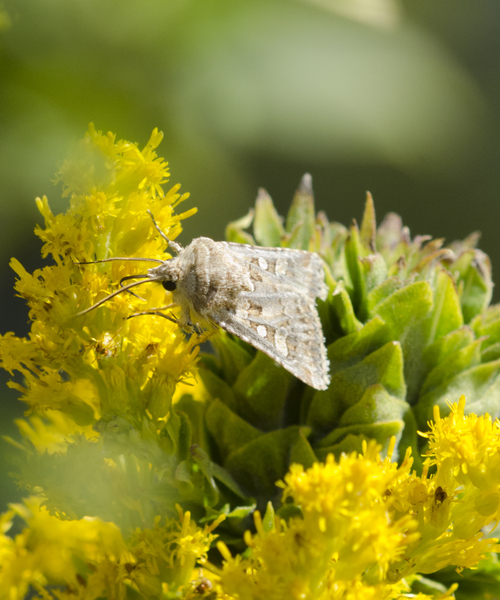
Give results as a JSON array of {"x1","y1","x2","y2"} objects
[{"x1": 77, "y1": 212, "x2": 331, "y2": 390}]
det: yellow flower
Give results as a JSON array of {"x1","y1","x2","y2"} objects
[
  {"x1": 0, "y1": 499, "x2": 223, "y2": 600},
  {"x1": 1, "y1": 125, "x2": 198, "y2": 431}
]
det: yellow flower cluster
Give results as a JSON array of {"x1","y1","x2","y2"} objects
[
  {"x1": 210, "y1": 398, "x2": 500, "y2": 600},
  {"x1": 0, "y1": 499, "x2": 222, "y2": 600},
  {"x1": 0, "y1": 125, "x2": 198, "y2": 442}
]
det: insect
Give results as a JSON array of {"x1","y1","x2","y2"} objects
[{"x1": 76, "y1": 211, "x2": 331, "y2": 390}]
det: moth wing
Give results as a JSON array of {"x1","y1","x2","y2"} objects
[
  {"x1": 212, "y1": 288, "x2": 330, "y2": 390},
  {"x1": 218, "y1": 242, "x2": 327, "y2": 301}
]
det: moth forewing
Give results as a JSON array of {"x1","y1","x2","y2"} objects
[
  {"x1": 211, "y1": 243, "x2": 330, "y2": 390},
  {"x1": 220, "y1": 242, "x2": 328, "y2": 302}
]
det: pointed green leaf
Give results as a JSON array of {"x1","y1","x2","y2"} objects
[
  {"x1": 330, "y1": 280, "x2": 363, "y2": 335},
  {"x1": 210, "y1": 332, "x2": 254, "y2": 385},
  {"x1": 481, "y1": 342, "x2": 500, "y2": 363},
  {"x1": 262, "y1": 502, "x2": 276, "y2": 532},
  {"x1": 285, "y1": 174, "x2": 315, "y2": 249},
  {"x1": 307, "y1": 340, "x2": 406, "y2": 432},
  {"x1": 316, "y1": 420, "x2": 404, "y2": 453},
  {"x1": 197, "y1": 367, "x2": 237, "y2": 412},
  {"x1": 225, "y1": 209, "x2": 255, "y2": 244},
  {"x1": 224, "y1": 426, "x2": 312, "y2": 506},
  {"x1": 289, "y1": 427, "x2": 317, "y2": 470},
  {"x1": 190, "y1": 445, "x2": 219, "y2": 506},
  {"x1": 428, "y1": 268, "x2": 463, "y2": 344},
  {"x1": 376, "y1": 280, "x2": 433, "y2": 403},
  {"x1": 359, "y1": 252, "x2": 388, "y2": 295},
  {"x1": 455, "y1": 249, "x2": 493, "y2": 323},
  {"x1": 253, "y1": 188, "x2": 285, "y2": 247},
  {"x1": 471, "y1": 306, "x2": 500, "y2": 348},
  {"x1": 423, "y1": 326, "x2": 475, "y2": 370},
  {"x1": 174, "y1": 394, "x2": 209, "y2": 451},
  {"x1": 467, "y1": 371, "x2": 500, "y2": 418},
  {"x1": 164, "y1": 409, "x2": 192, "y2": 461},
  {"x1": 210, "y1": 462, "x2": 251, "y2": 502},
  {"x1": 414, "y1": 359, "x2": 500, "y2": 426},
  {"x1": 329, "y1": 316, "x2": 392, "y2": 372},
  {"x1": 205, "y1": 399, "x2": 262, "y2": 460},
  {"x1": 233, "y1": 352, "x2": 292, "y2": 430},
  {"x1": 360, "y1": 191, "x2": 376, "y2": 249},
  {"x1": 344, "y1": 221, "x2": 368, "y2": 319},
  {"x1": 420, "y1": 340, "x2": 482, "y2": 397},
  {"x1": 338, "y1": 384, "x2": 409, "y2": 427},
  {"x1": 367, "y1": 277, "x2": 404, "y2": 316}
]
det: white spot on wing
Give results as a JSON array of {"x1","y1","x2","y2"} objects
[
  {"x1": 275, "y1": 257, "x2": 287, "y2": 275},
  {"x1": 257, "y1": 325, "x2": 267, "y2": 338},
  {"x1": 258, "y1": 257, "x2": 269, "y2": 270},
  {"x1": 275, "y1": 328, "x2": 288, "y2": 357}
]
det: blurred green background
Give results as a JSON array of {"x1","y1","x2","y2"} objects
[{"x1": 1, "y1": 0, "x2": 499, "y2": 509}]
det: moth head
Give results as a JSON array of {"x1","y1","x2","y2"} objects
[{"x1": 147, "y1": 259, "x2": 181, "y2": 293}]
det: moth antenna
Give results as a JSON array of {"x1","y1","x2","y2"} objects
[
  {"x1": 76, "y1": 278, "x2": 161, "y2": 317},
  {"x1": 147, "y1": 209, "x2": 183, "y2": 254},
  {"x1": 74, "y1": 257, "x2": 164, "y2": 265}
]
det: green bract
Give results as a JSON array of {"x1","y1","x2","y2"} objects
[{"x1": 184, "y1": 175, "x2": 496, "y2": 511}]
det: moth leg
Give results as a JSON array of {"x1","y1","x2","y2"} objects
[{"x1": 127, "y1": 304, "x2": 178, "y2": 324}]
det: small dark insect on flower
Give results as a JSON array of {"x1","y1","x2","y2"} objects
[
  {"x1": 434, "y1": 486, "x2": 447, "y2": 504},
  {"x1": 76, "y1": 211, "x2": 330, "y2": 390}
]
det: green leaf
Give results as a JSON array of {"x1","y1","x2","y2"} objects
[
  {"x1": 359, "y1": 191, "x2": 376, "y2": 250},
  {"x1": 315, "y1": 384, "x2": 408, "y2": 459},
  {"x1": 330, "y1": 280, "x2": 363, "y2": 335},
  {"x1": 481, "y1": 342, "x2": 500, "y2": 362},
  {"x1": 233, "y1": 352, "x2": 292, "y2": 430},
  {"x1": 420, "y1": 340, "x2": 482, "y2": 397},
  {"x1": 289, "y1": 427, "x2": 317, "y2": 470},
  {"x1": 344, "y1": 221, "x2": 368, "y2": 319},
  {"x1": 225, "y1": 209, "x2": 255, "y2": 244},
  {"x1": 262, "y1": 502, "x2": 275, "y2": 532},
  {"x1": 455, "y1": 249, "x2": 492, "y2": 323},
  {"x1": 285, "y1": 174, "x2": 315, "y2": 250},
  {"x1": 359, "y1": 252, "x2": 388, "y2": 296},
  {"x1": 428, "y1": 268, "x2": 463, "y2": 344},
  {"x1": 376, "y1": 280, "x2": 433, "y2": 403},
  {"x1": 253, "y1": 188, "x2": 285, "y2": 247},
  {"x1": 211, "y1": 331, "x2": 254, "y2": 385},
  {"x1": 58, "y1": 398, "x2": 96, "y2": 426},
  {"x1": 471, "y1": 305, "x2": 500, "y2": 348},
  {"x1": 315, "y1": 421, "x2": 404, "y2": 461},
  {"x1": 307, "y1": 340, "x2": 405, "y2": 432},
  {"x1": 174, "y1": 395, "x2": 209, "y2": 451},
  {"x1": 190, "y1": 445, "x2": 219, "y2": 507},
  {"x1": 338, "y1": 384, "x2": 409, "y2": 427},
  {"x1": 205, "y1": 399, "x2": 262, "y2": 460},
  {"x1": 414, "y1": 359, "x2": 500, "y2": 426},
  {"x1": 224, "y1": 426, "x2": 312, "y2": 507},
  {"x1": 367, "y1": 276, "x2": 404, "y2": 316},
  {"x1": 210, "y1": 462, "x2": 251, "y2": 502},
  {"x1": 327, "y1": 316, "x2": 392, "y2": 371},
  {"x1": 197, "y1": 367, "x2": 237, "y2": 412},
  {"x1": 165, "y1": 409, "x2": 192, "y2": 461},
  {"x1": 423, "y1": 326, "x2": 475, "y2": 370}
]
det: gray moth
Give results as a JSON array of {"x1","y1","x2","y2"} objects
[{"x1": 77, "y1": 212, "x2": 331, "y2": 390}]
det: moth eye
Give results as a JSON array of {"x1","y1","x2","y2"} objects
[{"x1": 162, "y1": 280, "x2": 177, "y2": 292}]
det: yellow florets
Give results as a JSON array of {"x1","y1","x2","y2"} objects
[{"x1": 0, "y1": 125, "x2": 200, "y2": 430}]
